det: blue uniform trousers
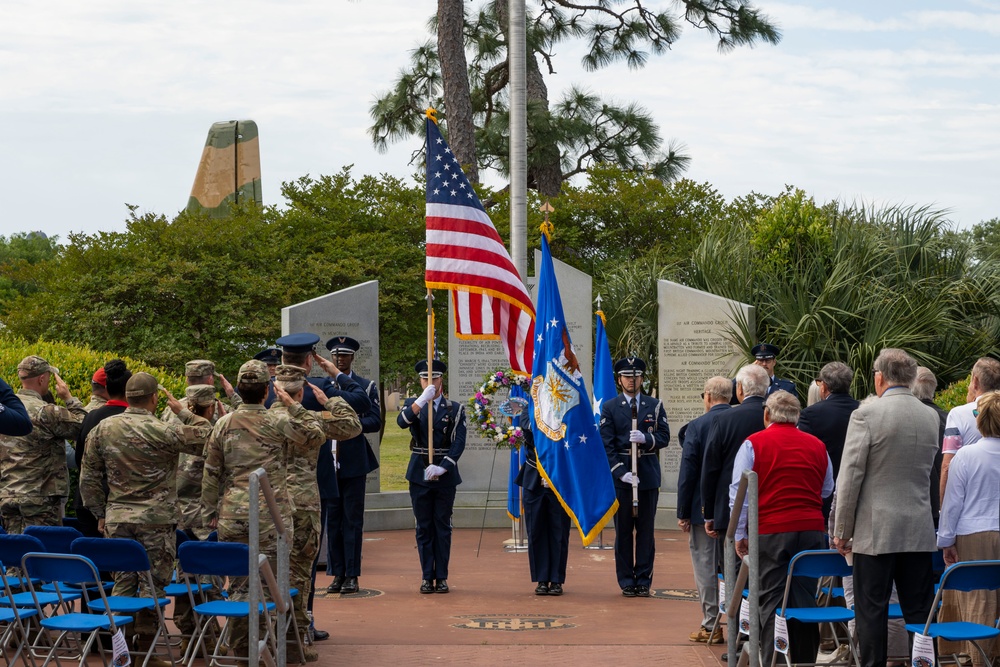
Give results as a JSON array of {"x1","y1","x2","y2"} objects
[
  {"x1": 409, "y1": 482, "x2": 456, "y2": 580},
  {"x1": 523, "y1": 486, "x2": 570, "y2": 584},
  {"x1": 612, "y1": 485, "x2": 658, "y2": 588},
  {"x1": 326, "y1": 474, "x2": 367, "y2": 577}
]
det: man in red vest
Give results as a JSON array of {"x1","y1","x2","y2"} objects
[{"x1": 730, "y1": 390, "x2": 834, "y2": 667}]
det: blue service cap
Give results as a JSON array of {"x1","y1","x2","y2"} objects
[
  {"x1": 325, "y1": 336, "x2": 360, "y2": 355},
  {"x1": 752, "y1": 343, "x2": 780, "y2": 360},
  {"x1": 614, "y1": 356, "x2": 646, "y2": 376},
  {"x1": 254, "y1": 346, "x2": 282, "y2": 365},
  {"x1": 415, "y1": 359, "x2": 447, "y2": 378},
  {"x1": 276, "y1": 333, "x2": 320, "y2": 354}
]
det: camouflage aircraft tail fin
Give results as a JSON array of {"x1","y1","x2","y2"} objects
[{"x1": 186, "y1": 120, "x2": 262, "y2": 217}]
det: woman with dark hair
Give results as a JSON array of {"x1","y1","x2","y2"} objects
[{"x1": 74, "y1": 360, "x2": 131, "y2": 537}]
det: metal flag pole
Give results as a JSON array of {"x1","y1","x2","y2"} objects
[
  {"x1": 425, "y1": 288, "x2": 435, "y2": 462},
  {"x1": 509, "y1": 0, "x2": 527, "y2": 279}
]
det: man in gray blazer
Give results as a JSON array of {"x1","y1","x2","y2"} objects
[{"x1": 833, "y1": 348, "x2": 940, "y2": 667}]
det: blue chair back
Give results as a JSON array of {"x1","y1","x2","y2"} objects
[
  {"x1": 70, "y1": 538, "x2": 151, "y2": 573},
  {"x1": 178, "y1": 541, "x2": 249, "y2": 578},
  {"x1": 206, "y1": 531, "x2": 219, "y2": 542},
  {"x1": 22, "y1": 552, "x2": 101, "y2": 586},
  {"x1": 24, "y1": 525, "x2": 83, "y2": 553},
  {"x1": 0, "y1": 534, "x2": 47, "y2": 565},
  {"x1": 788, "y1": 550, "x2": 852, "y2": 579},
  {"x1": 939, "y1": 560, "x2": 1000, "y2": 593},
  {"x1": 61, "y1": 517, "x2": 82, "y2": 531},
  {"x1": 176, "y1": 529, "x2": 190, "y2": 553}
]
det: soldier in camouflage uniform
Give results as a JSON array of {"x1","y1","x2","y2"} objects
[
  {"x1": 201, "y1": 360, "x2": 327, "y2": 660},
  {"x1": 162, "y1": 359, "x2": 239, "y2": 540},
  {"x1": 0, "y1": 356, "x2": 85, "y2": 533},
  {"x1": 79, "y1": 372, "x2": 212, "y2": 654},
  {"x1": 272, "y1": 364, "x2": 361, "y2": 650},
  {"x1": 84, "y1": 367, "x2": 110, "y2": 412}
]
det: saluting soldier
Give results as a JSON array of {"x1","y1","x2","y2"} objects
[
  {"x1": 600, "y1": 356, "x2": 670, "y2": 597},
  {"x1": 397, "y1": 360, "x2": 466, "y2": 594},
  {"x1": 0, "y1": 356, "x2": 86, "y2": 533},
  {"x1": 271, "y1": 364, "x2": 361, "y2": 651},
  {"x1": 323, "y1": 336, "x2": 381, "y2": 596},
  {"x1": 516, "y1": 427, "x2": 571, "y2": 596},
  {"x1": 80, "y1": 372, "x2": 212, "y2": 659},
  {"x1": 275, "y1": 332, "x2": 371, "y2": 642},
  {"x1": 201, "y1": 359, "x2": 327, "y2": 661}
]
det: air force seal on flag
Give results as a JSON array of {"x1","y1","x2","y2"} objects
[{"x1": 532, "y1": 351, "x2": 582, "y2": 442}]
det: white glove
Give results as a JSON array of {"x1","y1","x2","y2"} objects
[
  {"x1": 424, "y1": 464, "x2": 447, "y2": 481},
  {"x1": 414, "y1": 385, "x2": 438, "y2": 409},
  {"x1": 629, "y1": 429, "x2": 646, "y2": 444},
  {"x1": 621, "y1": 472, "x2": 639, "y2": 486},
  {"x1": 541, "y1": 478, "x2": 550, "y2": 489}
]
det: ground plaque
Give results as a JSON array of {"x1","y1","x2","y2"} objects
[
  {"x1": 282, "y1": 280, "x2": 381, "y2": 493},
  {"x1": 657, "y1": 280, "x2": 753, "y2": 497},
  {"x1": 447, "y1": 255, "x2": 592, "y2": 494}
]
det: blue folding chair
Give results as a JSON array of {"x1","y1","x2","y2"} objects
[
  {"x1": 771, "y1": 550, "x2": 859, "y2": 667},
  {"x1": 23, "y1": 526, "x2": 114, "y2": 599},
  {"x1": 70, "y1": 538, "x2": 175, "y2": 667},
  {"x1": 0, "y1": 535, "x2": 81, "y2": 615},
  {"x1": 177, "y1": 541, "x2": 277, "y2": 667},
  {"x1": 21, "y1": 552, "x2": 133, "y2": 667},
  {"x1": 0, "y1": 559, "x2": 39, "y2": 667},
  {"x1": 904, "y1": 559, "x2": 1000, "y2": 667}
]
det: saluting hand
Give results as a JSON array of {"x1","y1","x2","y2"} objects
[
  {"x1": 313, "y1": 354, "x2": 341, "y2": 379},
  {"x1": 307, "y1": 381, "x2": 329, "y2": 406},
  {"x1": 161, "y1": 386, "x2": 184, "y2": 414},
  {"x1": 52, "y1": 373, "x2": 73, "y2": 402},
  {"x1": 216, "y1": 373, "x2": 235, "y2": 398},
  {"x1": 275, "y1": 383, "x2": 296, "y2": 407}
]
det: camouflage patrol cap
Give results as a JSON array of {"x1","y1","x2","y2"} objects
[
  {"x1": 185, "y1": 359, "x2": 215, "y2": 378},
  {"x1": 17, "y1": 356, "x2": 56, "y2": 378},
  {"x1": 238, "y1": 360, "x2": 269, "y2": 384},
  {"x1": 275, "y1": 365, "x2": 308, "y2": 383},
  {"x1": 185, "y1": 384, "x2": 217, "y2": 406},
  {"x1": 125, "y1": 372, "x2": 159, "y2": 398}
]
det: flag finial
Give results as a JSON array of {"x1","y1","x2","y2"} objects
[{"x1": 426, "y1": 108, "x2": 438, "y2": 123}]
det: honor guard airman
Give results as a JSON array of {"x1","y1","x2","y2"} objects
[
  {"x1": 731, "y1": 343, "x2": 796, "y2": 404},
  {"x1": 397, "y1": 359, "x2": 466, "y2": 594},
  {"x1": 322, "y1": 336, "x2": 381, "y2": 596},
  {"x1": 600, "y1": 356, "x2": 670, "y2": 597}
]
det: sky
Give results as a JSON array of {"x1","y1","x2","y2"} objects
[{"x1": 1, "y1": 0, "x2": 997, "y2": 241}]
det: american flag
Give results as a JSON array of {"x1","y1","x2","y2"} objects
[{"x1": 424, "y1": 115, "x2": 535, "y2": 375}]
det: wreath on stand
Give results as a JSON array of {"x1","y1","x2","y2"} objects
[{"x1": 468, "y1": 368, "x2": 533, "y2": 449}]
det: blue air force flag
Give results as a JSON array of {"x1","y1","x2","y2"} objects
[
  {"x1": 593, "y1": 312, "x2": 617, "y2": 425},
  {"x1": 507, "y1": 384, "x2": 528, "y2": 520},
  {"x1": 529, "y1": 233, "x2": 618, "y2": 545}
]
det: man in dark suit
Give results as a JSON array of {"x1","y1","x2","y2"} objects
[
  {"x1": 397, "y1": 359, "x2": 466, "y2": 594},
  {"x1": 276, "y1": 332, "x2": 371, "y2": 641},
  {"x1": 677, "y1": 376, "x2": 731, "y2": 644},
  {"x1": 833, "y1": 348, "x2": 939, "y2": 667},
  {"x1": 797, "y1": 362, "x2": 858, "y2": 477},
  {"x1": 702, "y1": 364, "x2": 769, "y2": 538},
  {"x1": 600, "y1": 356, "x2": 670, "y2": 597},
  {"x1": 730, "y1": 343, "x2": 796, "y2": 405},
  {"x1": 323, "y1": 336, "x2": 381, "y2": 596}
]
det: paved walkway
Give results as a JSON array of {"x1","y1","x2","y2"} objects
[{"x1": 306, "y1": 527, "x2": 727, "y2": 665}]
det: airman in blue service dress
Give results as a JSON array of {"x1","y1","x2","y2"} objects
[
  {"x1": 515, "y1": 428, "x2": 571, "y2": 595},
  {"x1": 322, "y1": 336, "x2": 381, "y2": 595},
  {"x1": 730, "y1": 343, "x2": 795, "y2": 404},
  {"x1": 275, "y1": 333, "x2": 371, "y2": 641},
  {"x1": 600, "y1": 356, "x2": 670, "y2": 597},
  {"x1": 396, "y1": 359, "x2": 466, "y2": 594}
]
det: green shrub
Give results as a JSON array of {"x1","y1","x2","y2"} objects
[{"x1": 935, "y1": 375, "x2": 970, "y2": 412}]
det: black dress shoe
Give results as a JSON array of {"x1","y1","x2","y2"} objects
[
  {"x1": 311, "y1": 628, "x2": 330, "y2": 641},
  {"x1": 420, "y1": 580, "x2": 435, "y2": 594},
  {"x1": 548, "y1": 583, "x2": 563, "y2": 596},
  {"x1": 534, "y1": 582, "x2": 549, "y2": 595},
  {"x1": 435, "y1": 579, "x2": 449, "y2": 594},
  {"x1": 341, "y1": 577, "x2": 359, "y2": 594},
  {"x1": 326, "y1": 575, "x2": 344, "y2": 594},
  {"x1": 636, "y1": 585, "x2": 650, "y2": 597},
  {"x1": 622, "y1": 585, "x2": 637, "y2": 597}
]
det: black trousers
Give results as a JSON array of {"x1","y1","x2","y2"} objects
[
  {"x1": 612, "y1": 485, "x2": 658, "y2": 588},
  {"x1": 523, "y1": 485, "x2": 571, "y2": 584},
  {"x1": 326, "y1": 474, "x2": 367, "y2": 577},
  {"x1": 409, "y1": 483, "x2": 457, "y2": 580},
  {"x1": 757, "y1": 531, "x2": 825, "y2": 667},
  {"x1": 853, "y1": 551, "x2": 935, "y2": 667}
]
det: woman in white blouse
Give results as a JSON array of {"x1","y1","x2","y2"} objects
[{"x1": 938, "y1": 389, "x2": 1000, "y2": 667}]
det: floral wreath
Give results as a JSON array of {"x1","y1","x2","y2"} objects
[{"x1": 468, "y1": 368, "x2": 533, "y2": 449}]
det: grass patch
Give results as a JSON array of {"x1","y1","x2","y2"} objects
[{"x1": 379, "y1": 411, "x2": 412, "y2": 491}]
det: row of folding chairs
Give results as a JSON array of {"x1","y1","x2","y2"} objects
[{"x1": 0, "y1": 527, "x2": 301, "y2": 667}]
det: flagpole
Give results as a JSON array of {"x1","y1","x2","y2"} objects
[
  {"x1": 509, "y1": 0, "x2": 527, "y2": 281},
  {"x1": 426, "y1": 288, "x2": 435, "y2": 462}
]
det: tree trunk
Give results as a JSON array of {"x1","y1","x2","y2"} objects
[
  {"x1": 437, "y1": 0, "x2": 479, "y2": 183},
  {"x1": 494, "y1": 0, "x2": 563, "y2": 197}
]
